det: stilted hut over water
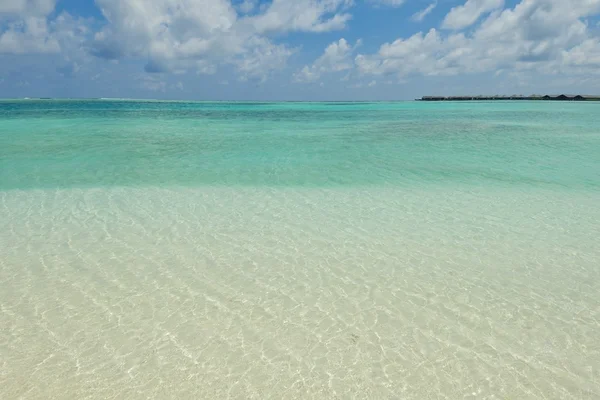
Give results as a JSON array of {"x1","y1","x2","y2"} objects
[{"x1": 418, "y1": 94, "x2": 600, "y2": 101}]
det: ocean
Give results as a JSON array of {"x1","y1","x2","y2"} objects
[{"x1": 1, "y1": 100, "x2": 599, "y2": 399}]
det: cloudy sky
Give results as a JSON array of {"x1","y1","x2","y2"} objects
[{"x1": 1, "y1": 0, "x2": 600, "y2": 100}]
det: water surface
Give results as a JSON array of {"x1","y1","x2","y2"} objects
[{"x1": 1, "y1": 100, "x2": 599, "y2": 399}]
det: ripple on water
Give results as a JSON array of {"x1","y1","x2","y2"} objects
[{"x1": 0, "y1": 186, "x2": 599, "y2": 399}]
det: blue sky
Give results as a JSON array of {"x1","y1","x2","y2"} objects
[{"x1": 1, "y1": 0, "x2": 600, "y2": 100}]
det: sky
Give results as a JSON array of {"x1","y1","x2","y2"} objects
[{"x1": 1, "y1": 0, "x2": 600, "y2": 100}]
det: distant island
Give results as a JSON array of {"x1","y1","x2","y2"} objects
[{"x1": 418, "y1": 94, "x2": 600, "y2": 101}]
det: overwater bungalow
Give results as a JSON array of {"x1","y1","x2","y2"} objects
[{"x1": 419, "y1": 94, "x2": 600, "y2": 101}]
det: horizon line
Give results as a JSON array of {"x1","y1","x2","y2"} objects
[{"x1": 1, "y1": 97, "x2": 416, "y2": 103}]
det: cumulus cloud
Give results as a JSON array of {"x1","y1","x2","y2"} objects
[
  {"x1": 442, "y1": 0, "x2": 504, "y2": 30},
  {"x1": 2, "y1": 0, "x2": 353, "y2": 83},
  {"x1": 0, "y1": 0, "x2": 90, "y2": 57},
  {"x1": 249, "y1": 0, "x2": 353, "y2": 33},
  {"x1": 0, "y1": 17, "x2": 59, "y2": 54},
  {"x1": 356, "y1": 29, "x2": 469, "y2": 77},
  {"x1": 0, "y1": 0, "x2": 59, "y2": 54},
  {"x1": 294, "y1": 38, "x2": 361, "y2": 82},
  {"x1": 357, "y1": 0, "x2": 600, "y2": 80},
  {"x1": 3, "y1": 0, "x2": 600, "y2": 92},
  {"x1": 92, "y1": 0, "x2": 238, "y2": 63},
  {"x1": 90, "y1": 0, "x2": 352, "y2": 79},
  {"x1": 233, "y1": 37, "x2": 295, "y2": 82}
]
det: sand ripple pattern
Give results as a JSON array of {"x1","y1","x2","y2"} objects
[{"x1": 1, "y1": 187, "x2": 600, "y2": 399}]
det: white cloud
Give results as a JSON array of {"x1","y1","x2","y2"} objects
[
  {"x1": 294, "y1": 66, "x2": 319, "y2": 83},
  {"x1": 237, "y1": 0, "x2": 257, "y2": 14},
  {"x1": 411, "y1": 2, "x2": 437, "y2": 22},
  {"x1": 90, "y1": 0, "x2": 351, "y2": 79},
  {"x1": 0, "y1": 1, "x2": 90, "y2": 57},
  {"x1": 93, "y1": 0, "x2": 239, "y2": 62},
  {"x1": 368, "y1": 0, "x2": 405, "y2": 7},
  {"x1": 0, "y1": 0, "x2": 57, "y2": 17},
  {"x1": 0, "y1": 14, "x2": 89, "y2": 56},
  {"x1": 558, "y1": 38, "x2": 600, "y2": 75},
  {"x1": 3, "y1": 0, "x2": 600, "y2": 92},
  {"x1": 356, "y1": 29, "x2": 470, "y2": 77},
  {"x1": 294, "y1": 38, "x2": 361, "y2": 82},
  {"x1": 442, "y1": 0, "x2": 504, "y2": 30},
  {"x1": 0, "y1": 17, "x2": 59, "y2": 54},
  {"x1": 0, "y1": 0, "x2": 60, "y2": 54},
  {"x1": 233, "y1": 36, "x2": 295, "y2": 82},
  {"x1": 357, "y1": 0, "x2": 600, "y2": 80},
  {"x1": 249, "y1": 0, "x2": 353, "y2": 33}
]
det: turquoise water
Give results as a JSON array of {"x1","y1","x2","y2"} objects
[
  {"x1": 1, "y1": 100, "x2": 600, "y2": 399},
  {"x1": 2, "y1": 100, "x2": 599, "y2": 190}
]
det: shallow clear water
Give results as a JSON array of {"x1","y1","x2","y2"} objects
[{"x1": 1, "y1": 100, "x2": 599, "y2": 399}]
